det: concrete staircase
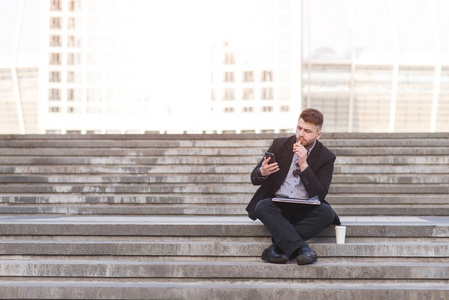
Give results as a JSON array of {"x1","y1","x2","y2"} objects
[{"x1": 0, "y1": 133, "x2": 448, "y2": 299}]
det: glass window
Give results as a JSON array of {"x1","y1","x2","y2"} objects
[
  {"x1": 243, "y1": 71, "x2": 254, "y2": 82},
  {"x1": 68, "y1": 53, "x2": 81, "y2": 65},
  {"x1": 67, "y1": 106, "x2": 81, "y2": 114},
  {"x1": 261, "y1": 70, "x2": 273, "y2": 82},
  {"x1": 223, "y1": 72, "x2": 235, "y2": 82},
  {"x1": 50, "y1": 17, "x2": 61, "y2": 29},
  {"x1": 280, "y1": 105, "x2": 290, "y2": 112},
  {"x1": 262, "y1": 106, "x2": 273, "y2": 112},
  {"x1": 49, "y1": 89, "x2": 61, "y2": 101},
  {"x1": 242, "y1": 88, "x2": 254, "y2": 100},
  {"x1": 223, "y1": 89, "x2": 235, "y2": 100},
  {"x1": 50, "y1": 35, "x2": 61, "y2": 47},
  {"x1": 67, "y1": 89, "x2": 81, "y2": 102},
  {"x1": 49, "y1": 53, "x2": 61, "y2": 65},
  {"x1": 67, "y1": 89, "x2": 74, "y2": 101},
  {"x1": 261, "y1": 87, "x2": 273, "y2": 100},
  {"x1": 69, "y1": 0, "x2": 81, "y2": 12},
  {"x1": 67, "y1": 71, "x2": 82, "y2": 83},
  {"x1": 68, "y1": 36, "x2": 81, "y2": 48},
  {"x1": 67, "y1": 72, "x2": 74, "y2": 83},
  {"x1": 50, "y1": 0, "x2": 61, "y2": 11},
  {"x1": 224, "y1": 53, "x2": 235, "y2": 65},
  {"x1": 49, "y1": 71, "x2": 61, "y2": 82}
]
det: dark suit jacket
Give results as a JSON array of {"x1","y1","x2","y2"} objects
[{"x1": 246, "y1": 135, "x2": 341, "y2": 225}]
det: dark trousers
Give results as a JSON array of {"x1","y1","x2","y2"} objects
[{"x1": 255, "y1": 198, "x2": 336, "y2": 258}]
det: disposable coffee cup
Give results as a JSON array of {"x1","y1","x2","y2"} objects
[{"x1": 335, "y1": 226, "x2": 346, "y2": 244}]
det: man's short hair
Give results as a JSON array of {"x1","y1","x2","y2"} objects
[{"x1": 300, "y1": 108, "x2": 324, "y2": 131}]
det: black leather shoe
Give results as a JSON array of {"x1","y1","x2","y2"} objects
[
  {"x1": 296, "y1": 246, "x2": 317, "y2": 265},
  {"x1": 261, "y1": 245, "x2": 289, "y2": 264}
]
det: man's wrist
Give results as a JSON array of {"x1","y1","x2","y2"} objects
[
  {"x1": 257, "y1": 167, "x2": 267, "y2": 177},
  {"x1": 299, "y1": 165, "x2": 309, "y2": 174}
]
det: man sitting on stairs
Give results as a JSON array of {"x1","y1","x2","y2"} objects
[{"x1": 246, "y1": 108, "x2": 341, "y2": 265}]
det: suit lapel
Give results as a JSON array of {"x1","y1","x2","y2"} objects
[
  {"x1": 307, "y1": 140, "x2": 322, "y2": 169},
  {"x1": 275, "y1": 136, "x2": 296, "y2": 182}
]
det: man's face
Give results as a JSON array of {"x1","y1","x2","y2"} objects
[{"x1": 296, "y1": 118, "x2": 321, "y2": 149}]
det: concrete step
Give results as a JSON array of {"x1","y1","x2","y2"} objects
[
  {"x1": 0, "y1": 183, "x2": 447, "y2": 194},
  {"x1": 2, "y1": 164, "x2": 447, "y2": 174},
  {"x1": 1, "y1": 215, "x2": 448, "y2": 239},
  {"x1": 0, "y1": 183, "x2": 255, "y2": 194},
  {"x1": 0, "y1": 165, "x2": 253, "y2": 174},
  {"x1": 332, "y1": 205, "x2": 449, "y2": 216},
  {"x1": 0, "y1": 280, "x2": 448, "y2": 300},
  {"x1": 0, "y1": 156, "x2": 260, "y2": 165},
  {"x1": 332, "y1": 174, "x2": 449, "y2": 184},
  {"x1": 2, "y1": 155, "x2": 448, "y2": 165},
  {"x1": 0, "y1": 240, "x2": 448, "y2": 258},
  {"x1": 1, "y1": 174, "x2": 449, "y2": 185},
  {"x1": 1, "y1": 194, "x2": 447, "y2": 205},
  {"x1": 335, "y1": 165, "x2": 449, "y2": 174},
  {"x1": 0, "y1": 161, "x2": 447, "y2": 176},
  {"x1": 332, "y1": 147, "x2": 449, "y2": 156},
  {"x1": 0, "y1": 174, "x2": 252, "y2": 184},
  {"x1": 0, "y1": 260, "x2": 447, "y2": 280},
  {"x1": 2, "y1": 132, "x2": 447, "y2": 140},
  {"x1": 0, "y1": 147, "x2": 265, "y2": 156},
  {"x1": 336, "y1": 156, "x2": 449, "y2": 164},
  {"x1": 1, "y1": 133, "x2": 449, "y2": 148},
  {"x1": 1, "y1": 173, "x2": 441, "y2": 186},
  {"x1": 3, "y1": 146, "x2": 449, "y2": 156},
  {"x1": 0, "y1": 139, "x2": 272, "y2": 149},
  {"x1": 0, "y1": 194, "x2": 250, "y2": 204},
  {"x1": 0, "y1": 203, "x2": 448, "y2": 216},
  {"x1": 0, "y1": 204, "x2": 247, "y2": 215},
  {"x1": 329, "y1": 184, "x2": 449, "y2": 194}
]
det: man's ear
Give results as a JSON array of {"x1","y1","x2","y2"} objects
[{"x1": 316, "y1": 131, "x2": 322, "y2": 140}]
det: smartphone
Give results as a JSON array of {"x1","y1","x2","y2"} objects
[{"x1": 265, "y1": 152, "x2": 276, "y2": 163}]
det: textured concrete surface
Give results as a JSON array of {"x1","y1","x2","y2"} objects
[
  {"x1": 1, "y1": 215, "x2": 449, "y2": 225},
  {"x1": 0, "y1": 133, "x2": 448, "y2": 298},
  {"x1": 0, "y1": 281, "x2": 448, "y2": 300},
  {"x1": 1, "y1": 260, "x2": 449, "y2": 279}
]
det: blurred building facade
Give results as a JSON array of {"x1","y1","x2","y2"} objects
[
  {"x1": 209, "y1": 0, "x2": 302, "y2": 133},
  {"x1": 301, "y1": 0, "x2": 449, "y2": 132},
  {"x1": 0, "y1": 68, "x2": 39, "y2": 134},
  {"x1": 44, "y1": 0, "x2": 153, "y2": 134},
  {"x1": 0, "y1": 0, "x2": 40, "y2": 134},
  {"x1": 1, "y1": 0, "x2": 448, "y2": 134}
]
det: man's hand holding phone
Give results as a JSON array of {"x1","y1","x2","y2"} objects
[{"x1": 260, "y1": 152, "x2": 279, "y2": 176}]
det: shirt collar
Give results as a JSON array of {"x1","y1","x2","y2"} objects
[{"x1": 307, "y1": 140, "x2": 317, "y2": 156}]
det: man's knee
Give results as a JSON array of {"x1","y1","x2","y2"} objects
[
  {"x1": 314, "y1": 203, "x2": 336, "y2": 224},
  {"x1": 254, "y1": 198, "x2": 275, "y2": 217}
]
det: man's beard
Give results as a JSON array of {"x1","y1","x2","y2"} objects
[{"x1": 299, "y1": 138, "x2": 315, "y2": 150}]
